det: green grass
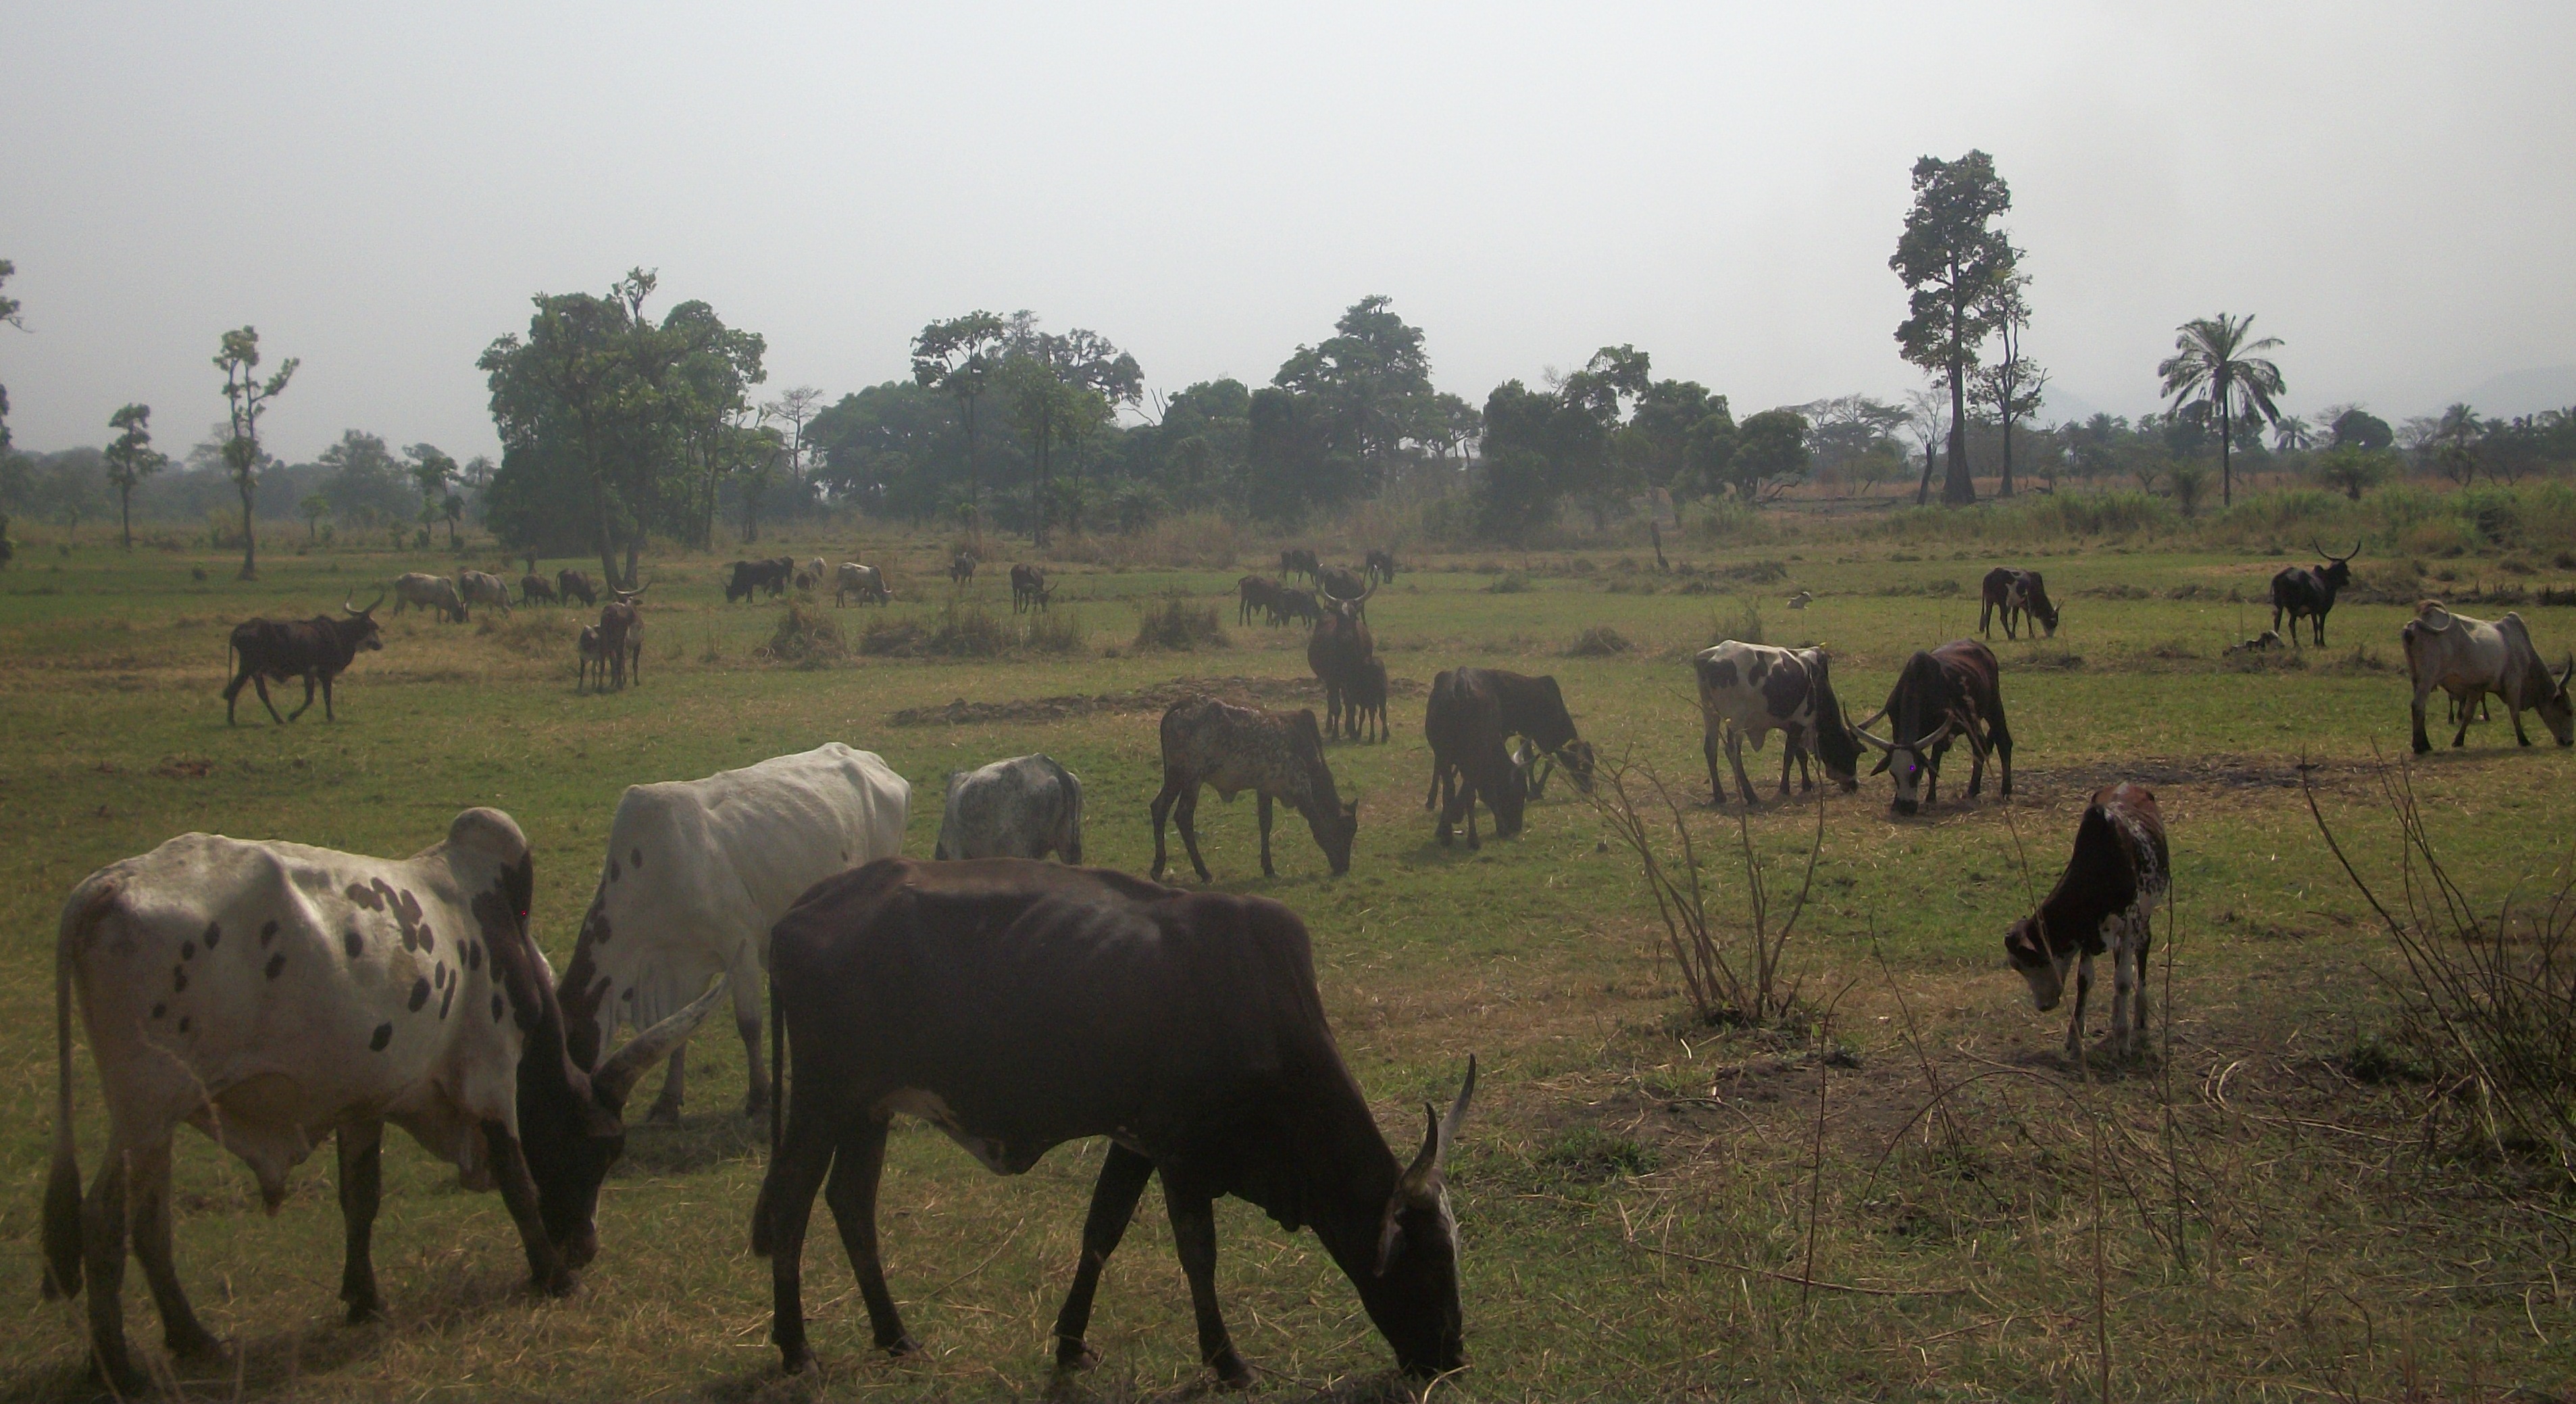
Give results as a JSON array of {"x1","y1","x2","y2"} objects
[{"x1": 4, "y1": 524, "x2": 2576, "y2": 1400}]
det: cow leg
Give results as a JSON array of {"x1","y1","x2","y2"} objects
[
  {"x1": 319, "y1": 671, "x2": 338, "y2": 721},
  {"x1": 822, "y1": 1118, "x2": 918, "y2": 1355},
  {"x1": 1424, "y1": 755, "x2": 1442, "y2": 812},
  {"x1": 1052, "y1": 1143, "x2": 1156, "y2": 1370},
  {"x1": 337, "y1": 1120, "x2": 387, "y2": 1322},
  {"x1": 1704, "y1": 725, "x2": 1727, "y2": 806},
  {"x1": 1255, "y1": 793, "x2": 1277, "y2": 876},
  {"x1": 251, "y1": 673, "x2": 286, "y2": 725},
  {"x1": 753, "y1": 1097, "x2": 840, "y2": 1373},
  {"x1": 2412, "y1": 682, "x2": 2435, "y2": 755},
  {"x1": 1163, "y1": 1178, "x2": 1253, "y2": 1387},
  {"x1": 1725, "y1": 729, "x2": 1757, "y2": 807},
  {"x1": 80, "y1": 1142, "x2": 149, "y2": 1395},
  {"x1": 1174, "y1": 787, "x2": 1212, "y2": 882},
  {"x1": 2509, "y1": 692, "x2": 2535, "y2": 747},
  {"x1": 646, "y1": 1045, "x2": 686, "y2": 1124},
  {"x1": 2110, "y1": 922, "x2": 2138, "y2": 1060},
  {"x1": 128, "y1": 1137, "x2": 220, "y2": 1361},
  {"x1": 733, "y1": 968, "x2": 771, "y2": 1118},
  {"x1": 2452, "y1": 688, "x2": 2480, "y2": 748},
  {"x1": 479, "y1": 1119, "x2": 576, "y2": 1297},
  {"x1": 1148, "y1": 778, "x2": 1184, "y2": 880},
  {"x1": 2066, "y1": 951, "x2": 2094, "y2": 1059}
]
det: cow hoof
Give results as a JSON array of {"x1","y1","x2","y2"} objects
[
  {"x1": 2413, "y1": 742, "x2": 2431, "y2": 755},
  {"x1": 779, "y1": 1347, "x2": 818, "y2": 1376},
  {"x1": 1055, "y1": 1337, "x2": 1101, "y2": 1371},
  {"x1": 535, "y1": 1268, "x2": 580, "y2": 1299},
  {"x1": 645, "y1": 1101, "x2": 683, "y2": 1126},
  {"x1": 343, "y1": 1296, "x2": 385, "y2": 1326},
  {"x1": 879, "y1": 1332, "x2": 923, "y2": 1358},
  {"x1": 1211, "y1": 1350, "x2": 1255, "y2": 1388},
  {"x1": 1436, "y1": 830, "x2": 1453, "y2": 848}
]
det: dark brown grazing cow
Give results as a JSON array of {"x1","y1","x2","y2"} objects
[
  {"x1": 726, "y1": 557, "x2": 794, "y2": 603},
  {"x1": 751, "y1": 857, "x2": 1473, "y2": 1383},
  {"x1": 1150, "y1": 697, "x2": 1359, "y2": 880},
  {"x1": 1316, "y1": 563, "x2": 1367, "y2": 603},
  {"x1": 520, "y1": 572, "x2": 559, "y2": 607},
  {"x1": 2271, "y1": 538, "x2": 2359, "y2": 646},
  {"x1": 950, "y1": 551, "x2": 978, "y2": 586},
  {"x1": 1236, "y1": 574, "x2": 1282, "y2": 626},
  {"x1": 557, "y1": 569, "x2": 600, "y2": 607},
  {"x1": 1486, "y1": 669, "x2": 1596, "y2": 798},
  {"x1": 1280, "y1": 547, "x2": 1319, "y2": 584},
  {"x1": 222, "y1": 591, "x2": 386, "y2": 725},
  {"x1": 1365, "y1": 547, "x2": 1398, "y2": 586},
  {"x1": 2005, "y1": 782, "x2": 2169, "y2": 1060},
  {"x1": 1271, "y1": 587, "x2": 1319, "y2": 628},
  {"x1": 1978, "y1": 567, "x2": 2060, "y2": 639},
  {"x1": 1853, "y1": 639, "x2": 2013, "y2": 815},
  {"x1": 1306, "y1": 580, "x2": 1378, "y2": 740},
  {"x1": 1009, "y1": 563, "x2": 1053, "y2": 613},
  {"x1": 1423, "y1": 668, "x2": 1526, "y2": 849}
]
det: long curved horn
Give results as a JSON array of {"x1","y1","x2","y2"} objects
[
  {"x1": 2560, "y1": 653, "x2": 2573, "y2": 693},
  {"x1": 590, "y1": 976, "x2": 728, "y2": 1113},
  {"x1": 2414, "y1": 600, "x2": 2454, "y2": 632},
  {"x1": 1437, "y1": 1055, "x2": 1476, "y2": 1167},
  {"x1": 1401, "y1": 1104, "x2": 1440, "y2": 1191},
  {"x1": 2306, "y1": 536, "x2": 2327, "y2": 560},
  {"x1": 2335, "y1": 539, "x2": 2362, "y2": 563},
  {"x1": 1854, "y1": 703, "x2": 1890, "y2": 732},
  {"x1": 345, "y1": 589, "x2": 386, "y2": 616}
]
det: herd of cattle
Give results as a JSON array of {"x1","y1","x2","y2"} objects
[{"x1": 52, "y1": 539, "x2": 2576, "y2": 1390}]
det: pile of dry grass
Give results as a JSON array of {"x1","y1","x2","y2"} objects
[
  {"x1": 754, "y1": 602, "x2": 846, "y2": 667},
  {"x1": 1566, "y1": 625, "x2": 1633, "y2": 657},
  {"x1": 859, "y1": 601, "x2": 1011, "y2": 659},
  {"x1": 1132, "y1": 595, "x2": 1228, "y2": 651},
  {"x1": 477, "y1": 608, "x2": 578, "y2": 658}
]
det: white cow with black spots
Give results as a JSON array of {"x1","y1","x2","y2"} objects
[
  {"x1": 43, "y1": 808, "x2": 719, "y2": 1393},
  {"x1": 558, "y1": 743, "x2": 910, "y2": 1122}
]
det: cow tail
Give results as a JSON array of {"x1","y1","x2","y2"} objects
[
  {"x1": 41, "y1": 936, "x2": 84, "y2": 1299},
  {"x1": 750, "y1": 959, "x2": 784, "y2": 1259}
]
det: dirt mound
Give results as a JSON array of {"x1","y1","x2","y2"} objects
[{"x1": 888, "y1": 672, "x2": 1423, "y2": 727}]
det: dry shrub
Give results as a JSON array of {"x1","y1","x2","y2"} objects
[
  {"x1": 478, "y1": 608, "x2": 577, "y2": 658},
  {"x1": 755, "y1": 601, "x2": 847, "y2": 668},
  {"x1": 1133, "y1": 595, "x2": 1228, "y2": 651},
  {"x1": 1566, "y1": 625, "x2": 1632, "y2": 657},
  {"x1": 1485, "y1": 573, "x2": 1531, "y2": 595},
  {"x1": 1022, "y1": 607, "x2": 1087, "y2": 655},
  {"x1": 1049, "y1": 512, "x2": 1247, "y2": 570},
  {"x1": 1709, "y1": 597, "x2": 1765, "y2": 647},
  {"x1": 859, "y1": 601, "x2": 1010, "y2": 659}
]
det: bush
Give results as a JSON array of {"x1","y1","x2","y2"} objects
[
  {"x1": 1133, "y1": 595, "x2": 1228, "y2": 651},
  {"x1": 477, "y1": 609, "x2": 577, "y2": 658},
  {"x1": 1711, "y1": 596, "x2": 1764, "y2": 646},
  {"x1": 1486, "y1": 573, "x2": 1531, "y2": 594},
  {"x1": 1566, "y1": 625, "x2": 1632, "y2": 657},
  {"x1": 756, "y1": 602, "x2": 847, "y2": 667},
  {"x1": 1022, "y1": 607, "x2": 1087, "y2": 654}
]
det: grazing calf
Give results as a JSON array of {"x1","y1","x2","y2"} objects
[
  {"x1": 1423, "y1": 668, "x2": 1526, "y2": 849},
  {"x1": 43, "y1": 809, "x2": 718, "y2": 1393},
  {"x1": 1271, "y1": 586, "x2": 1320, "y2": 628},
  {"x1": 1365, "y1": 547, "x2": 1398, "y2": 585},
  {"x1": 520, "y1": 572, "x2": 560, "y2": 607},
  {"x1": 935, "y1": 753, "x2": 1084, "y2": 862},
  {"x1": 1692, "y1": 642, "x2": 1864, "y2": 806},
  {"x1": 1979, "y1": 567, "x2": 2060, "y2": 639},
  {"x1": 558, "y1": 744, "x2": 909, "y2": 1123},
  {"x1": 2223, "y1": 629, "x2": 2285, "y2": 656},
  {"x1": 1010, "y1": 563, "x2": 1055, "y2": 612},
  {"x1": 393, "y1": 570, "x2": 467, "y2": 622},
  {"x1": 2005, "y1": 783, "x2": 2169, "y2": 1060},
  {"x1": 575, "y1": 624, "x2": 609, "y2": 693},
  {"x1": 950, "y1": 551, "x2": 978, "y2": 586},
  {"x1": 2271, "y1": 538, "x2": 2359, "y2": 646},
  {"x1": 1786, "y1": 590, "x2": 1812, "y2": 610},
  {"x1": 1150, "y1": 697, "x2": 1359, "y2": 880},
  {"x1": 459, "y1": 570, "x2": 514, "y2": 616},
  {"x1": 834, "y1": 561, "x2": 890, "y2": 606},
  {"x1": 223, "y1": 591, "x2": 385, "y2": 725},
  {"x1": 2402, "y1": 601, "x2": 2574, "y2": 754},
  {"x1": 1854, "y1": 639, "x2": 2013, "y2": 815},
  {"x1": 557, "y1": 569, "x2": 600, "y2": 607},
  {"x1": 752, "y1": 857, "x2": 1473, "y2": 1382}
]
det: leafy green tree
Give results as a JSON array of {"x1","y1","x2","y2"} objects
[
  {"x1": 299, "y1": 491, "x2": 332, "y2": 541},
  {"x1": 0, "y1": 259, "x2": 22, "y2": 457},
  {"x1": 2272, "y1": 416, "x2": 2316, "y2": 453},
  {"x1": 2310, "y1": 445, "x2": 2394, "y2": 500},
  {"x1": 911, "y1": 311, "x2": 1009, "y2": 512},
  {"x1": 663, "y1": 299, "x2": 767, "y2": 547},
  {"x1": 102, "y1": 403, "x2": 168, "y2": 549},
  {"x1": 213, "y1": 326, "x2": 298, "y2": 579},
  {"x1": 1725, "y1": 409, "x2": 1813, "y2": 501},
  {"x1": 2166, "y1": 458, "x2": 2211, "y2": 516},
  {"x1": 1246, "y1": 386, "x2": 1347, "y2": 522},
  {"x1": 1271, "y1": 295, "x2": 1448, "y2": 493},
  {"x1": 2324, "y1": 405, "x2": 2392, "y2": 452},
  {"x1": 1476, "y1": 378, "x2": 1613, "y2": 539},
  {"x1": 1974, "y1": 272, "x2": 2046, "y2": 497},
  {"x1": 1001, "y1": 321, "x2": 1140, "y2": 541},
  {"x1": 1892, "y1": 151, "x2": 2017, "y2": 505},
  {"x1": 2429, "y1": 403, "x2": 2483, "y2": 486},
  {"x1": 2156, "y1": 312, "x2": 2284, "y2": 508},
  {"x1": 405, "y1": 443, "x2": 458, "y2": 544}
]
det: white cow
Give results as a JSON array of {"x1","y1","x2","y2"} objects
[
  {"x1": 458, "y1": 570, "x2": 514, "y2": 615},
  {"x1": 43, "y1": 809, "x2": 718, "y2": 1393},
  {"x1": 934, "y1": 753, "x2": 1085, "y2": 862},
  {"x1": 558, "y1": 743, "x2": 910, "y2": 1121},
  {"x1": 834, "y1": 561, "x2": 890, "y2": 606},
  {"x1": 2402, "y1": 600, "x2": 2574, "y2": 754}
]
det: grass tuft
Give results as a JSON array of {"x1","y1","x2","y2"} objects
[{"x1": 1132, "y1": 595, "x2": 1227, "y2": 651}]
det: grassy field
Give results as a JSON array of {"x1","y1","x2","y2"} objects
[{"x1": 4, "y1": 519, "x2": 2575, "y2": 1401}]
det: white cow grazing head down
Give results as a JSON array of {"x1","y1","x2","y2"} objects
[
  {"x1": 934, "y1": 753, "x2": 1086, "y2": 863},
  {"x1": 558, "y1": 742, "x2": 911, "y2": 1123},
  {"x1": 41, "y1": 808, "x2": 721, "y2": 1393}
]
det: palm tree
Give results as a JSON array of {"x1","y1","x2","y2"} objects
[
  {"x1": 2157, "y1": 313, "x2": 2285, "y2": 507},
  {"x1": 2272, "y1": 416, "x2": 2315, "y2": 453}
]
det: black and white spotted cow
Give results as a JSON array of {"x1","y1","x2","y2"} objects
[
  {"x1": 934, "y1": 753, "x2": 1085, "y2": 863},
  {"x1": 42, "y1": 808, "x2": 721, "y2": 1393},
  {"x1": 557, "y1": 743, "x2": 911, "y2": 1123},
  {"x1": 2004, "y1": 782, "x2": 2170, "y2": 1061},
  {"x1": 1691, "y1": 641, "x2": 1865, "y2": 807}
]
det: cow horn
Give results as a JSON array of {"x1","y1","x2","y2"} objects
[
  {"x1": 343, "y1": 589, "x2": 385, "y2": 616},
  {"x1": 1401, "y1": 1104, "x2": 1441, "y2": 1190},
  {"x1": 1438, "y1": 1055, "x2": 1476, "y2": 1167},
  {"x1": 2560, "y1": 653, "x2": 2574, "y2": 694},
  {"x1": 590, "y1": 977, "x2": 728, "y2": 1113}
]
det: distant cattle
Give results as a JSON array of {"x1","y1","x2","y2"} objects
[
  {"x1": 1280, "y1": 547, "x2": 1319, "y2": 584},
  {"x1": 222, "y1": 591, "x2": 386, "y2": 725},
  {"x1": 1978, "y1": 567, "x2": 2061, "y2": 640},
  {"x1": 834, "y1": 561, "x2": 890, "y2": 607},
  {"x1": 43, "y1": 809, "x2": 720, "y2": 1393},
  {"x1": 1010, "y1": 563, "x2": 1055, "y2": 613},
  {"x1": 393, "y1": 571, "x2": 467, "y2": 623},
  {"x1": 1423, "y1": 668, "x2": 1526, "y2": 849},
  {"x1": 1365, "y1": 547, "x2": 1398, "y2": 586},
  {"x1": 726, "y1": 557, "x2": 794, "y2": 603},
  {"x1": 459, "y1": 570, "x2": 514, "y2": 616},
  {"x1": 2401, "y1": 601, "x2": 2574, "y2": 755},
  {"x1": 1236, "y1": 574, "x2": 1282, "y2": 626},
  {"x1": 520, "y1": 572, "x2": 559, "y2": 607},
  {"x1": 557, "y1": 569, "x2": 600, "y2": 607},
  {"x1": 2005, "y1": 782, "x2": 2169, "y2": 1060},
  {"x1": 951, "y1": 551, "x2": 978, "y2": 586},
  {"x1": 805, "y1": 558, "x2": 827, "y2": 586},
  {"x1": 2271, "y1": 539, "x2": 2359, "y2": 646},
  {"x1": 1692, "y1": 642, "x2": 1863, "y2": 806},
  {"x1": 1150, "y1": 697, "x2": 1359, "y2": 880},
  {"x1": 598, "y1": 586, "x2": 647, "y2": 690},
  {"x1": 1854, "y1": 639, "x2": 2013, "y2": 815},
  {"x1": 1271, "y1": 586, "x2": 1320, "y2": 628},
  {"x1": 558, "y1": 744, "x2": 909, "y2": 1122},
  {"x1": 576, "y1": 624, "x2": 610, "y2": 693},
  {"x1": 1786, "y1": 590, "x2": 1812, "y2": 610},
  {"x1": 1306, "y1": 578, "x2": 1380, "y2": 741},
  {"x1": 751, "y1": 857, "x2": 1473, "y2": 1382},
  {"x1": 934, "y1": 753, "x2": 1084, "y2": 863},
  {"x1": 1316, "y1": 563, "x2": 1368, "y2": 603}
]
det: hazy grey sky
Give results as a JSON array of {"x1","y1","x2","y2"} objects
[{"x1": 5, "y1": 2, "x2": 2572, "y2": 462}]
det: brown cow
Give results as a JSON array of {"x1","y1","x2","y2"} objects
[
  {"x1": 1853, "y1": 639, "x2": 2013, "y2": 815},
  {"x1": 1149, "y1": 697, "x2": 1359, "y2": 880},
  {"x1": 2005, "y1": 782, "x2": 2169, "y2": 1060},
  {"x1": 1423, "y1": 668, "x2": 1525, "y2": 849},
  {"x1": 1306, "y1": 578, "x2": 1378, "y2": 741},
  {"x1": 222, "y1": 592, "x2": 387, "y2": 725}
]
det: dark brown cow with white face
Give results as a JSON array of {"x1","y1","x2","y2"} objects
[
  {"x1": 41, "y1": 809, "x2": 717, "y2": 1393},
  {"x1": 751, "y1": 857, "x2": 1473, "y2": 1384},
  {"x1": 2005, "y1": 783, "x2": 2169, "y2": 1060},
  {"x1": 1854, "y1": 639, "x2": 2013, "y2": 815},
  {"x1": 1150, "y1": 697, "x2": 1359, "y2": 880}
]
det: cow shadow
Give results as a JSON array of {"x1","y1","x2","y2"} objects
[
  {"x1": 617, "y1": 1104, "x2": 769, "y2": 1177},
  {"x1": 688, "y1": 1359, "x2": 1426, "y2": 1404}
]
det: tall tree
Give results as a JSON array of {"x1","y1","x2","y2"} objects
[
  {"x1": 2156, "y1": 312, "x2": 2285, "y2": 508},
  {"x1": 102, "y1": 403, "x2": 168, "y2": 549},
  {"x1": 2271, "y1": 416, "x2": 2315, "y2": 453},
  {"x1": 1891, "y1": 151, "x2": 2016, "y2": 505},
  {"x1": 761, "y1": 384, "x2": 826, "y2": 500},
  {"x1": 665, "y1": 299, "x2": 768, "y2": 548},
  {"x1": 1002, "y1": 321, "x2": 1142, "y2": 542},
  {"x1": 406, "y1": 443, "x2": 458, "y2": 545},
  {"x1": 1975, "y1": 273, "x2": 2046, "y2": 497},
  {"x1": 0, "y1": 259, "x2": 21, "y2": 457},
  {"x1": 1272, "y1": 295, "x2": 1443, "y2": 491},
  {"x1": 911, "y1": 311, "x2": 1009, "y2": 513},
  {"x1": 213, "y1": 326, "x2": 297, "y2": 579}
]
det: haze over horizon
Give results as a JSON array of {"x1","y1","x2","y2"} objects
[{"x1": 4, "y1": 2, "x2": 2571, "y2": 463}]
